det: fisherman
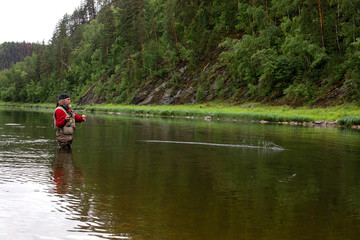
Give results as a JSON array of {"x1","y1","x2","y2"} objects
[{"x1": 53, "y1": 93, "x2": 86, "y2": 149}]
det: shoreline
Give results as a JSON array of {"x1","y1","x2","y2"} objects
[
  {"x1": 1, "y1": 101, "x2": 360, "y2": 129},
  {"x1": 107, "y1": 111, "x2": 360, "y2": 129}
]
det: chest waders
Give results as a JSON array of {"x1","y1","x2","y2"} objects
[{"x1": 53, "y1": 107, "x2": 76, "y2": 148}]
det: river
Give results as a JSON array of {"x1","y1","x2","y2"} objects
[{"x1": 1, "y1": 107, "x2": 360, "y2": 239}]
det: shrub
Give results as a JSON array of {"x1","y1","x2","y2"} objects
[
  {"x1": 284, "y1": 83, "x2": 311, "y2": 99},
  {"x1": 196, "y1": 85, "x2": 206, "y2": 101},
  {"x1": 338, "y1": 116, "x2": 360, "y2": 126}
]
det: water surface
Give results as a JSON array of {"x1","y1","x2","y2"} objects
[{"x1": 1, "y1": 108, "x2": 360, "y2": 239}]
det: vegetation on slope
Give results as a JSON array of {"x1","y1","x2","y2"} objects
[{"x1": 1, "y1": 0, "x2": 360, "y2": 107}]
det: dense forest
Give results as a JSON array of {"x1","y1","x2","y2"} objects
[
  {"x1": 0, "y1": 42, "x2": 33, "y2": 71},
  {"x1": 1, "y1": 0, "x2": 360, "y2": 106}
]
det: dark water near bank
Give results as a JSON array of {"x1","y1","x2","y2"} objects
[{"x1": 1, "y1": 108, "x2": 360, "y2": 239}]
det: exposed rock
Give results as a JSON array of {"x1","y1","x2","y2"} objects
[
  {"x1": 179, "y1": 66, "x2": 187, "y2": 74},
  {"x1": 132, "y1": 91, "x2": 150, "y2": 105},
  {"x1": 137, "y1": 82, "x2": 167, "y2": 105},
  {"x1": 160, "y1": 88, "x2": 173, "y2": 105},
  {"x1": 162, "y1": 97, "x2": 175, "y2": 105},
  {"x1": 173, "y1": 86, "x2": 197, "y2": 104},
  {"x1": 242, "y1": 104, "x2": 256, "y2": 108},
  {"x1": 77, "y1": 82, "x2": 106, "y2": 105}
]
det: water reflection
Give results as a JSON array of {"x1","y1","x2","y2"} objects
[
  {"x1": 51, "y1": 148, "x2": 131, "y2": 239},
  {"x1": 53, "y1": 149, "x2": 83, "y2": 194}
]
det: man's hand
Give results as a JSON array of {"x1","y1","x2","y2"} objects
[
  {"x1": 82, "y1": 115, "x2": 87, "y2": 121},
  {"x1": 65, "y1": 116, "x2": 70, "y2": 121}
]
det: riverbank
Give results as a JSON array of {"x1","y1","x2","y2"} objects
[{"x1": 1, "y1": 101, "x2": 360, "y2": 128}]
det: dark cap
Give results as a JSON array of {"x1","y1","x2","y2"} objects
[{"x1": 58, "y1": 93, "x2": 70, "y2": 100}]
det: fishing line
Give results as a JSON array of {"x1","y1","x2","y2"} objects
[{"x1": 140, "y1": 140, "x2": 285, "y2": 151}]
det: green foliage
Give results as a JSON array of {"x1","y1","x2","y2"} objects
[
  {"x1": 342, "y1": 38, "x2": 360, "y2": 100},
  {"x1": 1, "y1": 0, "x2": 360, "y2": 107},
  {"x1": 196, "y1": 85, "x2": 206, "y2": 102},
  {"x1": 284, "y1": 83, "x2": 312, "y2": 100},
  {"x1": 0, "y1": 42, "x2": 33, "y2": 70},
  {"x1": 338, "y1": 116, "x2": 360, "y2": 126},
  {"x1": 215, "y1": 76, "x2": 225, "y2": 97}
]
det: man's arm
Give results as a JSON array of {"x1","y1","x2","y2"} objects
[
  {"x1": 74, "y1": 112, "x2": 85, "y2": 122},
  {"x1": 55, "y1": 109, "x2": 67, "y2": 128}
]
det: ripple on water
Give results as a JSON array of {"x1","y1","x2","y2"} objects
[
  {"x1": 5, "y1": 125, "x2": 25, "y2": 128},
  {"x1": 0, "y1": 182, "x2": 124, "y2": 240},
  {"x1": 0, "y1": 158, "x2": 52, "y2": 185},
  {"x1": 0, "y1": 141, "x2": 125, "y2": 239},
  {"x1": 0, "y1": 134, "x2": 54, "y2": 185}
]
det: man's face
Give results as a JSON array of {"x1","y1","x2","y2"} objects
[{"x1": 63, "y1": 98, "x2": 71, "y2": 106}]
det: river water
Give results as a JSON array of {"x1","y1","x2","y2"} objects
[{"x1": 1, "y1": 107, "x2": 360, "y2": 239}]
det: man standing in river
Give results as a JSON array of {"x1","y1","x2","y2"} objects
[{"x1": 53, "y1": 93, "x2": 86, "y2": 149}]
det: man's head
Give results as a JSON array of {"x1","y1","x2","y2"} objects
[
  {"x1": 59, "y1": 93, "x2": 70, "y2": 100},
  {"x1": 58, "y1": 93, "x2": 71, "y2": 107}
]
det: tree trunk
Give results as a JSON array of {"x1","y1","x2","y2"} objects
[
  {"x1": 153, "y1": 16, "x2": 158, "y2": 44},
  {"x1": 172, "y1": 14, "x2": 178, "y2": 44},
  {"x1": 190, "y1": 0, "x2": 197, "y2": 17},
  {"x1": 130, "y1": 0, "x2": 136, "y2": 24},
  {"x1": 318, "y1": 0, "x2": 325, "y2": 48},
  {"x1": 138, "y1": 0, "x2": 146, "y2": 67},
  {"x1": 266, "y1": 0, "x2": 269, "y2": 24},
  {"x1": 130, "y1": 53, "x2": 137, "y2": 73},
  {"x1": 250, "y1": 0, "x2": 255, "y2": 35},
  {"x1": 208, "y1": 0, "x2": 212, "y2": 26}
]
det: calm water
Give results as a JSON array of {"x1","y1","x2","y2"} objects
[{"x1": 1, "y1": 108, "x2": 360, "y2": 240}]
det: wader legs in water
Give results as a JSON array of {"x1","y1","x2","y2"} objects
[
  {"x1": 56, "y1": 131, "x2": 73, "y2": 150},
  {"x1": 57, "y1": 141, "x2": 72, "y2": 150}
]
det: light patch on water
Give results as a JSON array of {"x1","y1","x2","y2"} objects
[
  {"x1": 4, "y1": 123, "x2": 25, "y2": 128},
  {"x1": 140, "y1": 140, "x2": 285, "y2": 151},
  {"x1": 35, "y1": 126, "x2": 48, "y2": 129},
  {"x1": 0, "y1": 151, "x2": 51, "y2": 160},
  {"x1": 0, "y1": 182, "x2": 131, "y2": 240},
  {"x1": 0, "y1": 135, "x2": 53, "y2": 146},
  {"x1": 20, "y1": 139, "x2": 52, "y2": 144},
  {"x1": 278, "y1": 174, "x2": 297, "y2": 183}
]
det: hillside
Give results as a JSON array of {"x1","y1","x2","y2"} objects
[{"x1": 1, "y1": 0, "x2": 360, "y2": 106}]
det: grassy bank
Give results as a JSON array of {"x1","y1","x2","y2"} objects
[
  {"x1": 79, "y1": 102, "x2": 360, "y2": 125},
  {"x1": 0, "y1": 102, "x2": 54, "y2": 109},
  {"x1": 1, "y1": 101, "x2": 360, "y2": 126}
]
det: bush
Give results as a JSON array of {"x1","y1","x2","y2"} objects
[
  {"x1": 284, "y1": 83, "x2": 311, "y2": 99},
  {"x1": 196, "y1": 85, "x2": 206, "y2": 101},
  {"x1": 338, "y1": 116, "x2": 360, "y2": 126}
]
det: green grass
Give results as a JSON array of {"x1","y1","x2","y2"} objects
[
  {"x1": 338, "y1": 116, "x2": 360, "y2": 126},
  {"x1": 76, "y1": 102, "x2": 360, "y2": 123},
  {"x1": 0, "y1": 101, "x2": 54, "y2": 109},
  {"x1": 1, "y1": 101, "x2": 360, "y2": 125}
]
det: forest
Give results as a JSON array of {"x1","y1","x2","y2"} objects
[
  {"x1": 0, "y1": 42, "x2": 33, "y2": 71},
  {"x1": 1, "y1": 0, "x2": 360, "y2": 106}
]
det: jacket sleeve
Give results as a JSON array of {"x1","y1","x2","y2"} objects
[
  {"x1": 74, "y1": 113, "x2": 84, "y2": 123},
  {"x1": 55, "y1": 109, "x2": 67, "y2": 128}
]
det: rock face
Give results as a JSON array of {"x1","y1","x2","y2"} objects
[
  {"x1": 77, "y1": 82, "x2": 106, "y2": 105},
  {"x1": 132, "y1": 80, "x2": 197, "y2": 106},
  {"x1": 77, "y1": 77, "x2": 200, "y2": 106}
]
